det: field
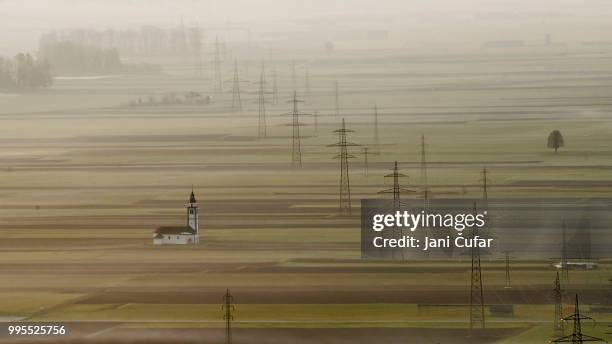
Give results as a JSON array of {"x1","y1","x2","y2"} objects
[{"x1": 0, "y1": 46, "x2": 611, "y2": 343}]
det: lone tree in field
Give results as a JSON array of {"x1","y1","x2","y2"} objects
[{"x1": 547, "y1": 130, "x2": 564, "y2": 154}]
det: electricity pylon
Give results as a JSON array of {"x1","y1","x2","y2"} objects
[
  {"x1": 291, "y1": 60, "x2": 297, "y2": 90},
  {"x1": 551, "y1": 294, "x2": 605, "y2": 343},
  {"x1": 231, "y1": 60, "x2": 242, "y2": 112},
  {"x1": 561, "y1": 220, "x2": 570, "y2": 285},
  {"x1": 554, "y1": 271, "x2": 565, "y2": 337},
  {"x1": 420, "y1": 134, "x2": 430, "y2": 209},
  {"x1": 362, "y1": 147, "x2": 369, "y2": 176},
  {"x1": 379, "y1": 161, "x2": 412, "y2": 212},
  {"x1": 328, "y1": 118, "x2": 358, "y2": 214},
  {"x1": 283, "y1": 92, "x2": 309, "y2": 167},
  {"x1": 504, "y1": 251, "x2": 512, "y2": 289},
  {"x1": 272, "y1": 67, "x2": 279, "y2": 105},
  {"x1": 378, "y1": 161, "x2": 413, "y2": 260},
  {"x1": 470, "y1": 204, "x2": 485, "y2": 332},
  {"x1": 222, "y1": 289, "x2": 236, "y2": 344},
  {"x1": 305, "y1": 68, "x2": 311, "y2": 103},
  {"x1": 481, "y1": 168, "x2": 489, "y2": 201},
  {"x1": 213, "y1": 36, "x2": 223, "y2": 94},
  {"x1": 257, "y1": 71, "x2": 267, "y2": 138}
]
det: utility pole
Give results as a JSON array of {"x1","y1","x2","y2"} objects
[
  {"x1": 551, "y1": 294, "x2": 605, "y2": 343},
  {"x1": 328, "y1": 119, "x2": 358, "y2": 214},
  {"x1": 222, "y1": 289, "x2": 236, "y2": 344},
  {"x1": 231, "y1": 60, "x2": 242, "y2": 112},
  {"x1": 257, "y1": 70, "x2": 267, "y2": 138},
  {"x1": 470, "y1": 204, "x2": 485, "y2": 332},
  {"x1": 314, "y1": 111, "x2": 318, "y2": 135},
  {"x1": 554, "y1": 271, "x2": 565, "y2": 337},
  {"x1": 213, "y1": 37, "x2": 223, "y2": 93},
  {"x1": 284, "y1": 92, "x2": 309, "y2": 168}
]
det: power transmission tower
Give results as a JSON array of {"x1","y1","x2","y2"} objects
[
  {"x1": 379, "y1": 161, "x2": 411, "y2": 211},
  {"x1": 189, "y1": 26, "x2": 203, "y2": 78},
  {"x1": 554, "y1": 271, "x2": 565, "y2": 337},
  {"x1": 272, "y1": 67, "x2": 279, "y2": 105},
  {"x1": 284, "y1": 92, "x2": 309, "y2": 167},
  {"x1": 291, "y1": 60, "x2": 297, "y2": 90},
  {"x1": 504, "y1": 251, "x2": 512, "y2": 289},
  {"x1": 420, "y1": 134, "x2": 430, "y2": 209},
  {"x1": 470, "y1": 204, "x2": 485, "y2": 332},
  {"x1": 305, "y1": 68, "x2": 311, "y2": 103},
  {"x1": 213, "y1": 36, "x2": 223, "y2": 93},
  {"x1": 481, "y1": 168, "x2": 489, "y2": 201},
  {"x1": 378, "y1": 161, "x2": 412, "y2": 260},
  {"x1": 334, "y1": 81, "x2": 340, "y2": 118},
  {"x1": 257, "y1": 71, "x2": 267, "y2": 138},
  {"x1": 363, "y1": 147, "x2": 369, "y2": 176},
  {"x1": 551, "y1": 294, "x2": 605, "y2": 343},
  {"x1": 373, "y1": 105, "x2": 380, "y2": 150},
  {"x1": 231, "y1": 60, "x2": 242, "y2": 112},
  {"x1": 562, "y1": 220, "x2": 570, "y2": 285},
  {"x1": 222, "y1": 289, "x2": 236, "y2": 344},
  {"x1": 328, "y1": 119, "x2": 358, "y2": 214}
]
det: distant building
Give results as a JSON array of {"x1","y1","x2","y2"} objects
[{"x1": 153, "y1": 190, "x2": 199, "y2": 245}]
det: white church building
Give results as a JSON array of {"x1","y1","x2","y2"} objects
[{"x1": 153, "y1": 190, "x2": 200, "y2": 245}]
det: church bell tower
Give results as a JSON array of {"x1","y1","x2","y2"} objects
[{"x1": 187, "y1": 190, "x2": 199, "y2": 242}]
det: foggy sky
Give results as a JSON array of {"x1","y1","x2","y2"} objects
[{"x1": 1, "y1": 0, "x2": 612, "y2": 55}]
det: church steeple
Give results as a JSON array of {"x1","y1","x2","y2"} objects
[{"x1": 187, "y1": 189, "x2": 199, "y2": 242}]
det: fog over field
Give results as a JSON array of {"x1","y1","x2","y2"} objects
[
  {"x1": 0, "y1": 1, "x2": 612, "y2": 343},
  {"x1": 2, "y1": 0, "x2": 612, "y2": 54}
]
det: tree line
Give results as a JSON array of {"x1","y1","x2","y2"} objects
[{"x1": 0, "y1": 53, "x2": 53, "y2": 90}]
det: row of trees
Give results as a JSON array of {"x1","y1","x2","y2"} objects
[
  {"x1": 0, "y1": 53, "x2": 53, "y2": 90},
  {"x1": 38, "y1": 40, "x2": 161, "y2": 76}
]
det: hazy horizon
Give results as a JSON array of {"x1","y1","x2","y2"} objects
[{"x1": 2, "y1": 0, "x2": 612, "y2": 55}]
